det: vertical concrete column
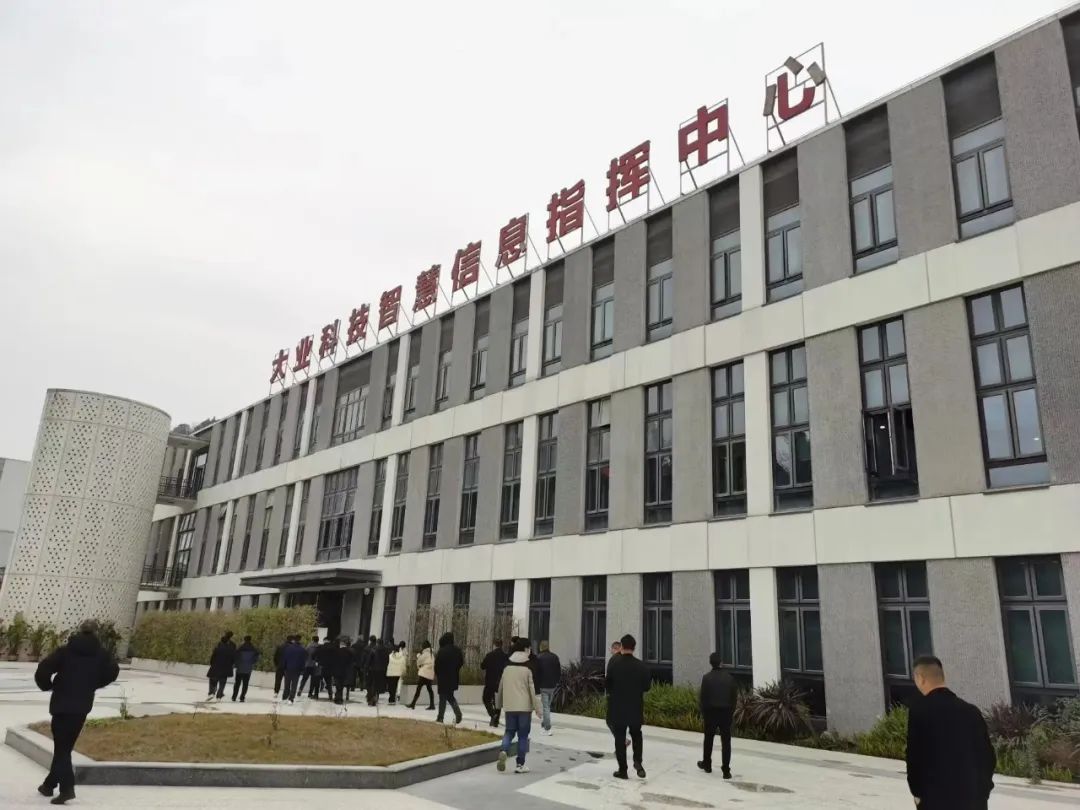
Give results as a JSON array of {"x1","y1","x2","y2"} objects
[
  {"x1": 806, "y1": 330, "x2": 866, "y2": 508},
  {"x1": 486, "y1": 284, "x2": 514, "y2": 395},
  {"x1": 609, "y1": 388, "x2": 644, "y2": 530},
  {"x1": 524, "y1": 269, "x2": 546, "y2": 382},
  {"x1": 215, "y1": 500, "x2": 235, "y2": 575},
  {"x1": 749, "y1": 567, "x2": 781, "y2": 687},
  {"x1": 798, "y1": 127, "x2": 852, "y2": 290},
  {"x1": 513, "y1": 578, "x2": 530, "y2": 639},
  {"x1": 400, "y1": 449, "x2": 427, "y2": 554},
  {"x1": 476, "y1": 427, "x2": 504, "y2": 545},
  {"x1": 605, "y1": 574, "x2": 642, "y2": 648},
  {"x1": 738, "y1": 164, "x2": 766, "y2": 311},
  {"x1": 394, "y1": 586, "x2": 419, "y2": 647},
  {"x1": 164, "y1": 513, "x2": 182, "y2": 571},
  {"x1": 672, "y1": 192, "x2": 710, "y2": 334},
  {"x1": 370, "y1": 588, "x2": 386, "y2": 641},
  {"x1": 1061, "y1": 553, "x2": 1080, "y2": 685},
  {"x1": 549, "y1": 577, "x2": 582, "y2": 665},
  {"x1": 673, "y1": 369, "x2": 713, "y2": 523},
  {"x1": 673, "y1": 571, "x2": 714, "y2": 686},
  {"x1": 553, "y1": 402, "x2": 586, "y2": 537},
  {"x1": 561, "y1": 251, "x2": 592, "y2": 371},
  {"x1": 297, "y1": 376, "x2": 318, "y2": 457},
  {"x1": 613, "y1": 221, "x2": 647, "y2": 354},
  {"x1": 282, "y1": 481, "x2": 304, "y2": 566},
  {"x1": 377, "y1": 454, "x2": 399, "y2": 557},
  {"x1": 231, "y1": 410, "x2": 248, "y2": 479},
  {"x1": 743, "y1": 353, "x2": 773, "y2": 516},
  {"x1": 390, "y1": 331, "x2": 411, "y2": 429},
  {"x1": 517, "y1": 415, "x2": 538, "y2": 540}
]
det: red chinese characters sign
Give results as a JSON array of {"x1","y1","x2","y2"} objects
[
  {"x1": 545, "y1": 180, "x2": 585, "y2": 243},
  {"x1": 496, "y1": 215, "x2": 528, "y2": 268},
  {"x1": 270, "y1": 349, "x2": 289, "y2": 385},
  {"x1": 293, "y1": 335, "x2": 313, "y2": 375},
  {"x1": 347, "y1": 305, "x2": 369, "y2": 347},
  {"x1": 679, "y1": 103, "x2": 730, "y2": 168},
  {"x1": 379, "y1": 286, "x2": 402, "y2": 331},
  {"x1": 414, "y1": 265, "x2": 440, "y2": 312},
  {"x1": 319, "y1": 320, "x2": 339, "y2": 361},
  {"x1": 451, "y1": 241, "x2": 481, "y2": 292},
  {"x1": 606, "y1": 141, "x2": 651, "y2": 212}
]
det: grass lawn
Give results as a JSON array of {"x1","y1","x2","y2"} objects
[{"x1": 29, "y1": 714, "x2": 495, "y2": 767}]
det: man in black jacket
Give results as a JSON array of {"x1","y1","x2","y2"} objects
[
  {"x1": 312, "y1": 637, "x2": 335, "y2": 700},
  {"x1": 697, "y1": 652, "x2": 739, "y2": 778},
  {"x1": 480, "y1": 640, "x2": 508, "y2": 728},
  {"x1": 906, "y1": 656, "x2": 995, "y2": 810},
  {"x1": 206, "y1": 631, "x2": 236, "y2": 700},
  {"x1": 535, "y1": 641, "x2": 561, "y2": 735},
  {"x1": 365, "y1": 636, "x2": 389, "y2": 706},
  {"x1": 434, "y1": 631, "x2": 465, "y2": 724},
  {"x1": 272, "y1": 636, "x2": 288, "y2": 697},
  {"x1": 605, "y1": 634, "x2": 652, "y2": 780},
  {"x1": 34, "y1": 621, "x2": 120, "y2": 805}
]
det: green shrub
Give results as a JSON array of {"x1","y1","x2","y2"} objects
[
  {"x1": 130, "y1": 606, "x2": 316, "y2": 672},
  {"x1": 642, "y1": 683, "x2": 703, "y2": 732},
  {"x1": 856, "y1": 706, "x2": 908, "y2": 760},
  {"x1": 553, "y1": 661, "x2": 605, "y2": 712},
  {"x1": 735, "y1": 680, "x2": 813, "y2": 742},
  {"x1": 5, "y1": 613, "x2": 30, "y2": 657}
]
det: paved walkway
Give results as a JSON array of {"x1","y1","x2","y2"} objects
[{"x1": 2, "y1": 662, "x2": 1077, "y2": 808}]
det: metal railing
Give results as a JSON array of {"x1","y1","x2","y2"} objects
[
  {"x1": 140, "y1": 564, "x2": 187, "y2": 589},
  {"x1": 158, "y1": 475, "x2": 201, "y2": 501}
]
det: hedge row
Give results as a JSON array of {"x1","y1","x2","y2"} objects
[{"x1": 130, "y1": 606, "x2": 317, "y2": 672}]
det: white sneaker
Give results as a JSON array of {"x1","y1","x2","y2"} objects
[
  {"x1": 542, "y1": 728, "x2": 553, "y2": 736},
  {"x1": 514, "y1": 764, "x2": 530, "y2": 774}
]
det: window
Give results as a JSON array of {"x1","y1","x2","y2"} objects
[
  {"x1": 543, "y1": 265, "x2": 564, "y2": 375},
  {"x1": 644, "y1": 381, "x2": 673, "y2": 524},
  {"x1": 646, "y1": 213, "x2": 674, "y2": 341},
  {"x1": 316, "y1": 468, "x2": 357, "y2": 562},
  {"x1": 643, "y1": 573, "x2": 674, "y2": 683},
  {"x1": 423, "y1": 444, "x2": 442, "y2": 550},
  {"x1": 389, "y1": 452, "x2": 409, "y2": 553},
  {"x1": 276, "y1": 487, "x2": 294, "y2": 567},
  {"x1": 860, "y1": 319, "x2": 918, "y2": 500},
  {"x1": 846, "y1": 108, "x2": 898, "y2": 272},
  {"x1": 585, "y1": 399, "x2": 611, "y2": 531},
  {"x1": 435, "y1": 316, "x2": 454, "y2": 411},
  {"x1": 459, "y1": 434, "x2": 480, "y2": 544},
  {"x1": 712, "y1": 362, "x2": 747, "y2": 516},
  {"x1": 254, "y1": 402, "x2": 269, "y2": 471},
  {"x1": 968, "y1": 286, "x2": 1047, "y2": 487},
  {"x1": 471, "y1": 298, "x2": 490, "y2": 400},
  {"x1": 452, "y1": 582, "x2": 471, "y2": 645},
  {"x1": 403, "y1": 332, "x2": 422, "y2": 420},
  {"x1": 381, "y1": 341, "x2": 399, "y2": 429},
  {"x1": 273, "y1": 391, "x2": 289, "y2": 465},
  {"x1": 495, "y1": 580, "x2": 515, "y2": 641},
  {"x1": 714, "y1": 570, "x2": 753, "y2": 689},
  {"x1": 777, "y1": 566, "x2": 825, "y2": 717},
  {"x1": 197, "y1": 512, "x2": 210, "y2": 576},
  {"x1": 1065, "y1": 13, "x2": 1080, "y2": 132},
  {"x1": 232, "y1": 596, "x2": 241, "y2": 611},
  {"x1": 417, "y1": 584, "x2": 432, "y2": 608},
  {"x1": 238, "y1": 408, "x2": 253, "y2": 475},
  {"x1": 174, "y1": 512, "x2": 195, "y2": 579},
  {"x1": 581, "y1": 576, "x2": 607, "y2": 672},
  {"x1": 771, "y1": 345, "x2": 812, "y2": 511},
  {"x1": 591, "y1": 240, "x2": 615, "y2": 359},
  {"x1": 944, "y1": 57, "x2": 1014, "y2": 238},
  {"x1": 534, "y1": 412, "x2": 558, "y2": 536},
  {"x1": 529, "y1": 579, "x2": 551, "y2": 651},
  {"x1": 269, "y1": 593, "x2": 280, "y2": 608},
  {"x1": 876, "y1": 562, "x2": 932, "y2": 708},
  {"x1": 763, "y1": 151, "x2": 802, "y2": 302},
  {"x1": 213, "y1": 422, "x2": 229, "y2": 486},
  {"x1": 381, "y1": 587, "x2": 397, "y2": 643},
  {"x1": 709, "y1": 180, "x2": 741, "y2": 320},
  {"x1": 257, "y1": 501, "x2": 272, "y2": 569},
  {"x1": 292, "y1": 382, "x2": 309, "y2": 457},
  {"x1": 332, "y1": 356, "x2": 370, "y2": 445},
  {"x1": 509, "y1": 279, "x2": 530, "y2": 387},
  {"x1": 367, "y1": 459, "x2": 387, "y2": 556},
  {"x1": 307, "y1": 383, "x2": 322, "y2": 455},
  {"x1": 237, "y1": 505, "x2": 254, "y2": 570},
  {"x1": 500, "y1": 423, "x2": 523, "y2": 539},
  {"x1": 227, "y1": 416, "x2": 241, "y2": 481},
  {"x1": 190, "y1": 451, "x2": 207, "y2": 493},
  {"x1": 997, "y1": 556, "x2": 1077, "y2": 706},
  {"x1": 293, "y1": 480, "x2": 309, "y2": 564}
]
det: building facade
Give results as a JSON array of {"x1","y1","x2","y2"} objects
[
  {"x1": 0, "y1": 456, "x2": 31, "y2": 586},
  {"x1": 136, "y1": 9, "x2": 1080, "y2": 734}
]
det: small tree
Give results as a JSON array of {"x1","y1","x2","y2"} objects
[{"x1": 5, "y1": 613, "x2": 30, "y2": 660}]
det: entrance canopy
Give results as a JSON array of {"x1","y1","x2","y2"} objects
[{"x1": 239, "y1": 567, "x2": 381, "y2": 590}]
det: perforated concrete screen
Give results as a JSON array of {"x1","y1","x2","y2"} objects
[{"x1": 0, "y1": 390, "x2": 170, "y2": 632}]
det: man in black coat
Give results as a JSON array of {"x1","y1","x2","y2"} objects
[
  {"x1": 697, "y1": 652, "x2": 739, "y2": 778},
  {"x1": 34, "y1": 621, "x2": 120, "y2": 805},
  {"x1": 535, "y1": 641, "x2": 562, "y2": 735},
  {"x1": 272, "y1": 636, "x2": 288, "y2": 697},
  {"x1": 906, "y1": 656, "x2": 995, "y2": 810},
  {"x1": 605, "y1": 633, "x2": 652, "y2": 780},
  {"x1": 206, "y1": 631, "x2": 236, "y2": 700},
  {"x1": 365, "y1": 636, "x2": 389, "y2": 706},
  {"x1": 281, "y1": 636, "x2": 307, "y2": 703},
  {"x1": 480, "y1": 639, "x2": 508, "y2": 728},
  {"x1": 312, "y1": 637, "x2": 335, "y2": 700},
  {"x1": 331, "y1": 636, "x2": 354, "y2": 705},
  {"x1": 434, "y1": 631, "x2": 464, "y2": 724},
  {"x1": 351, "y1": 636, "x2": 368, "y2": 692}
]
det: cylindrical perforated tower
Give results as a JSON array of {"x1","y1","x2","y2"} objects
[{"x1": 0, "y1": 389, "x2": 170, "y2": 632}]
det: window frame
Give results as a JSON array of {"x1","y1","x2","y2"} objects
[
  {"x1": 644, "y1": 381, "x2": 673, "y2": 525},
  {"x1": 528, "y1": 578, "x2": 552, "y2": 652},
  {"x1": 712, "y1": 362, "x2": 747, "y2": 516},
  {"x1": 765, "y1": 206, "x2": 803, "y2": 302},
  {"x1": 642, "y1": 573, "x2": 674, "y2": 683},
  {"x1": 710, "y1": 232, "x2": 742, "y2": 321},
  {"x1": 293, "y1": 480, "x2": 309, "y2": 564},
  {"x1": 850, "y1": 165, "x2": 899, "y2": 273},
  {"x1": 388, "y1": 452, "x2": 409, "y2": 553},
  {"x1": 509, "y1": 318, "x2": 528, "y2": 388},
  {"x1": 422, "y1": 444, "x2": 442, "y2": 550},
  {"x1": 585, "y1": 399, "x2": 611, "y2": 531},
  {"x1": 951, "y1": 119, "x2": 1015, "y2": 239},
  {"x1": 534, "y1": 412, "x2": 558, "y2": 537},
  {"x1": 315, "y1": 467, "x2": 358, "y2": 563},
  {"x1": 646, "y1": 258, "x2": 674, "y2": 342},
  {"x1": 777, "y1": 566, "x2": 825, "y2": 717},
  {"x1": 859, "y1": 319, "x2": 918, "y2": 501},
  {"x1": 367, "y1": 459, "x2": 386, "y2": 557},
  {"x1": 500, "y1": 423, "x2": 523, "y2": 539},
  {"x1": 581, "y1": 575, "x2": 607, "y2": 672},
  {"x1": 771, "y1": 345, "x2": 813, "y2": 511},
  {"x1": 331, "y1": 384, "x2": 368, "y2": 446},
  {"x1": 591, "y1": 282, "x2": 615, "y2": 360},
  {"x1": 714, "y1": 569, "x2": 753, "y2": 686},
  {"x1": 276, "y1": 486, "x2": 294, "y2": 567},
  {"x1": 459, "y1": 433, "x2": 480, "y2": 545},
  {"x1": 875, "y1": 561, "x2": 933, "y2": 708}
]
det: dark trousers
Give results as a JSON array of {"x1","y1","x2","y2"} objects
[
  {"x1": 44, "y1": 713, "x2": 87, "y2": 795},
  {"x1": 482, "y1": 686, "x2": 500, "y2": 725},
  {"x1": 232, "y1": 673, "x2": 251, "y2": 701},
  {"x1": 208, "y1": 676, "x2": 228, "y2": 697},
  {"x1": 322, "y1": 672, "x2": 334, "y2": 699},
  {"x1": 366, "y1": 674, "x2": 384, "y2": 705},
  {"x1": 299, "y1": 667, "x2": 318, "y2": 696},
  {"x1": 283, "y1": 670, "x2": 301, "y2": 701},
  {"x1": 608, "y1": 721, "x2": 643, "y2": 772},
  {"x1": 333, "y1": 676, "x2": 349, "y2": 704},
  {"x1": 409, "y1": 678, "x2": 435, "y2": 708},
  {"x1": 386, "y1": 676, "x2": 400, "y2": 704},
  {"x1": 437, "y1": 691, "x2": 462, "y2": 723},
  {"x1": 273, "y1": 667, "x2": 285, "y2": 694},
  {"x1": 702, "y1": 707, "x2": 733, "y2": 770}
]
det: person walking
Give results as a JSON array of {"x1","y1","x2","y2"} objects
[
  {"x1": 312, "y1": 636, "x2": 335, "y2": 700},
  {"x1": 34, "y1": 620, "x2": 120, "y2": 805},
  {"x1": 606, "y1": 634, "x2": 651, "y2": 780},
  {"x1": 331, "y1": 637, "x2": 354, "y2": 704},
  {"x1": 231, "y1": 635, "x2": 260, "y2": 702},
  {"x1": 696, "y1": 652, "x2": 739, "y2": 778},
  {"x1": 298, "y1": 635, "x2": 320, "y2": 698},
  {"x1": 386, "y1": 641, "x2": 407, "y2": 704},
  {"x1": 481, "y1": 639, "x2": 508, "y2": 727},
  {"x1": 496, "y1": 639, "x2": 543, "y2": 774},
  {"x1": 434, "y1": 631, "x2": 464, "y2": 724},
  {"x1": 535, "y1": 641, "x2": 561, "y2": 736},
  {"x1": 206, "y1": 631, "x2": 236, "y2": 700},
  {"x1": 351, "y1": 635, "x2": 368, "y2": 693},
  {"x1": 272, "y1": 636, "x2": 288, "y2": 698},
  {"x1": 281, "y1": 635, "x2": 307, "y2": 703},
  {"x1": 365, "y1": 636, "x2": 389, "y2": 706},
  {"x1": 906, "y1": 656, "x2": 995, "y2": 810},
  {"x1": 407, "y1": 640, "x2": 436, "y2": 710}
]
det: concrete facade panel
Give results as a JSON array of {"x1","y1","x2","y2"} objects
[
  {"x1": 475, "y1": 427, "x2": 503, "y2": 545},
  {"x1": 266, "y1": 486, "x2": 288, "y2": 568},
  {"x1": 401, "y1": 447, "x2": 429, "y2": 554},
  {"x1": 672, "y1": 369, "x2": 713, "y2": 523},
  {"x1": 905, "y1": 300, "x2": 986, "y2": 497},
  {"x1": 350, "y1": 461, "x2": 376, "y2": 560},
  {"x1": 437, "y1": 437, "x2": 464, "y2": 550},
  {"x1": 264, "y1": 395, "x2": 284, "y2": 468},
  {"x1": 554, "y1": 402, "x2": 586, "y2": 537},
  {"x1": 819, "y1": 563, "x2": 885, "y2": 735},
  {"x1": 606, "y1": 573, "x2": 642, "y2": 651},
  {"x1": 799, "y1": 128, "x2": 853, "y2": 290},
  {"x1": 202, "y1": 423, "x2": 221, "y2": 486},
  {"x1": 996, "y1": 24, "x2": 1080, "y2": 220},
  {"x1": 613, "y1": 221, "x2": 647, "y2": 354},
  {"x1": 227, "y1": 494, "x2": 251, "y2": 573},
  {"x1": 672, "y1": 570, "x2": 713, "y2": 686},
  {"x1": 1061, "y1": 552, "x2": 1080, "y2": 687},
  {"x1": 449, "y1": 304, "x2": 476, "y2": 408},
  {"x1": 365, "y1": 344, "x2": 390, "y2": 439},
  {"x1": 312, "y1": 367, "x2": 338, "y2": 454},
  {"x1": 550, "y1": 576, "x2": 582, "y2": 666},
  {"x1": 672, "y1": 192, "x2": 710, "y2": 334},
  {"x1": 414, "y1": 319, "x2": 440, "y2": 420},
  {"x1": 888, "y1": 80, "x2": 958, "y2": 258},
  {"x1": 807, "y1": 329, "x2": 866, "y2": 508},
  {"x1": 561, "y1": 251, "x2": 592, "y2": 372},
  {"x1": 394, "y1": 585, "x2": 419, "y2": 648},
  {"x1": 609, "y1": 388, "x2": 644, "y2": 530},
  {"x1": 486, "y1": 284, "x2": 514, "y2": 396},
  {"x1": 471, "y1": 580, "x2": 496, "y2": 642},
  {"x1": 297, "y1": 475, "x2": 325, "y2": 566},
  {"x1": 280, "y1": 385, "x2": 303, "y2": 465}
]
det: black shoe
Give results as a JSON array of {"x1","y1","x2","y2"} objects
[
  {"x1": 613, "y1": 770, "x2": 628, "y2": 780},
  {"x1": 697, "y1": 760, "x2": 711, "y2": 774},
  {"x1": 426, "y1": 705, "x2": 435, "y2": 710},
  {"x1": 231, "y1": 697, "x2": 236, "y2": 702},
  {"x1": 634, "y1": 764, "x2": 646, "y2": 778},
  {"x1": 722, "y1": 767, "x2": 732, "y2": 780},
  {"x1": 37, "y1": 784, "x2": 54, "y2": 797},
  {"x1": 239, "y1": 697, "x2": 245, "y2": 703},
  {"x1": 51, "y1": 792, "x2": 75, "y2": 806}
]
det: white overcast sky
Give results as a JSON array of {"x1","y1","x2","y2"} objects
[{"x1": 0, "y1": 0, "x2": 1071, "y2": 459}]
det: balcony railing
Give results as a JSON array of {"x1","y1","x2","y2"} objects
[
  {"x1": 158, "y1": 475, "x2": 201, "y2": 501},
  {"x1": 141, "y1": 564, "x2": 187, "y2": 590}
]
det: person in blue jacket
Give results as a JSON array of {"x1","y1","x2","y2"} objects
[
  {"x1": 280, "y1": 635, "x2": 307, "y2": 703},
  {"x1": 231, "y1": 636, "x2": 261, "y2": 702}
]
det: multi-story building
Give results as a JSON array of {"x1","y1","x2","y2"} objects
[
  {"x1": 136, "y1": 8, "x2": 1080, "y2": 733},
  {"x1": 0, "y1": 457, "x2": 31, "y2": 587}
]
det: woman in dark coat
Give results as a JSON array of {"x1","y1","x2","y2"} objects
[
  {"x1": 206, "y1": 631, "x2": 237, "y2": 700},
  {"x1": 433, "y1": 631, "x2": 465, "y2": 724}
]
